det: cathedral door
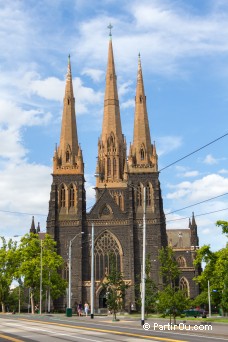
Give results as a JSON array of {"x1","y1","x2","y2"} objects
[{"x1": 99, "y1": 288, "x2": 107, "y2": 308}]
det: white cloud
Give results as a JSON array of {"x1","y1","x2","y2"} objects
[
  {"x1": 0, "y1": 161, "x2": 51, "y2": 239},
  {"x1": 157, "y1": 135, "x2": 182, "y2": 156},
  {"x1": 81, "y1": 68, "x2": 105, "y2": 82},
  {"x1": 122, "y1": 99, "x2": 135, "y2": 109},
  {"x1": 219, "y1": 168, "x2": 228, "y2": 174},
  {"x1": 0, "y1": 99, "x2": 51, "y2": 130},
  {"x1": 0, "y1": 99, "x2": 52, "y2": 162},
  {"x1": 30, "y1": 76, "x2": 103, "y2": 115},
  {"x1": 118, "y1": 80, "x2": 133, "y2": 97},
  {"x1": 30, "y1": 77, "x2": 64, "y2": 102},
  {"x1": 203, "y1": 154, "x2": 218, "y2": 165},
  {"x1": 166, "y1": 174, "x2": 228, "y2": 202},
  {"x1": 182, "y1": 171, "x2": 200, "y2": 178},
  {"x1": 69, "y1": 0, "x2": 228, "y2": 79}
]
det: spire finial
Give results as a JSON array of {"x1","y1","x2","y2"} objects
[
  {"x1": 67, "y1": 54, "x2": 71, "y2": 79},
  {"x1": 138, "y1": 52, "x2": 141, "y2": 68},
  {"x1": 107, "y1": 23, "x2": 113, "y2": 38}
]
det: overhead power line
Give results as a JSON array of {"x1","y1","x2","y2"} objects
[
  {"x1": 166, "y1": 207, "x2": 228, "y2": 223},
  {"x1": 0, "y1": 209, "x2": 47, "y2": 217},
  {"x1": 159, "y1": 132, "x2": 228, "y2": 172},
  {"x1": 0, "y1": 192, "x2": 227, "y2": 224},
  {"x1": 165, "y1": 192, "x2": 228, "y2": 216}
]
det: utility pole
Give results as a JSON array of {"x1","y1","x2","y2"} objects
[
  {"x1": 141, "y1": 186, "x2": 146, "y2": 326},
  {"x1": 67, "y1": 232, "x2": 84, "y2": 316},
  {"x1": 40, "y1": 239, "x2": 43, "y2": 315}
]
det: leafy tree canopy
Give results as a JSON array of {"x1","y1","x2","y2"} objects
[
  {"x1": 16, "y1": 233, "x2": 67, "y2": 313},
  {"x1": 216, "y1": 220, "x2": 228, "y2": 238},
  {"x1": 158, "y1": 246, "x2": 180, "y2": 287},
  {"x1": 193, "y1": 221, "x2": 228, "y2": 312},
  {"x1": 0, "y1": 237, "x2": 17, "y2": 312}
]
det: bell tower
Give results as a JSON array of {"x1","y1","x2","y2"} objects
[
  {"x1": 128, "y1": 54, "x2": 167, "y2": 284},
  {"x1": 47, "y1": 56, "x2": 85, "y2": 310}
]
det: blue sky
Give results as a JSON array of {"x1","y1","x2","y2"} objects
[{"x1": 0, "y1": 0, "x2": 227, "y2": 251}]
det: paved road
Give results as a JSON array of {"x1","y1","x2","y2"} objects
[{"x1": 0, "y1": 314, "x2": 227, "y2": 342}]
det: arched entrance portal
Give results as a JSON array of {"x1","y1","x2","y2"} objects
[{"x1": 99, "y1": 288, "x2": 107, "y2": 308}]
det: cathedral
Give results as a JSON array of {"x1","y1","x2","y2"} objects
[{"x1": 46, "y1": 35, "x2": 200, "y2": 311}]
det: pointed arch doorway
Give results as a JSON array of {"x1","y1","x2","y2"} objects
[{"x1": 98, "y1": 288, "x2": 107, "y2": 308}]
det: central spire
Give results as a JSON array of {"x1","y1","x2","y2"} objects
[
  {"x1": 96, "y1": 31, "x2": 127, "y2": 186},
  {"x1": 101, "y1": 37, "x2": 122, "y2": 141}
]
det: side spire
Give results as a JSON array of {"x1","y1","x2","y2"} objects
[
  {"x1": 30, "y1": 216, "x2": 36, "y2": 234},
  {"x1": 128, "y1": 53, "x2": 157, "y2": 171},
  {"x1": 190, "y1": 212, "x2": 199, "y2": 247},
  {"x1": 53, "y1": 56, "x2": 83, "y2": 175}
]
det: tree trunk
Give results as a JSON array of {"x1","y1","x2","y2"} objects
[
  {"x1": 30, "y1": 292, "x2": 35, "y2": 314},
  {"x1": 1, "y1": 302, "x2": 6, "y2": 313}
]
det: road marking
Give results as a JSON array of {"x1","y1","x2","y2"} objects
[
  {"x1": 0, "y1": 334, "x2": 24, "y2": 342},
  {"x1": 20, "y1": 319, "x2": 187, "y2": 342}
]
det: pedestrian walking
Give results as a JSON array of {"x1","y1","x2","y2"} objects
[{"x1": 84, "y1": 302, "x2": 89, "y2": 317}]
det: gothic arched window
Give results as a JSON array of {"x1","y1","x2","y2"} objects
[
  {"x1": 94, "y1": 231, "x2": 122, "y2": 281},
  {"x1": 69, "y1": 184, "x2": 75, "y2": 207},
  {"x1": 136, "y1": 184, "x2": 142, "y2": 207},
  {"x1": 140, "y1": 148, "x2": 145, "y2": 160},
  {"x1": 66, "y1": 151, "x2": 70, "y2": 162},
  {"x1": 113, "y1": 158, "x2": 117, "y2": 176},
  {"x1": 146, "y1": 183, "x2": 152, "y2": 206},
  {"x1": 177, "y1": 256, "x2": 186, "y2": 268},
  {"x1": 107, "y1": 158, "x2": 111, "y2": 176},
  {"x1": 179, "y1": 277, "x2": 189, "y2": 297},
  {"x1": 119, "y1": 193, "x2": 124, "y2": 211},
  {"x1": 60, "y1": 184, "x2": 66, "y2": 207}
]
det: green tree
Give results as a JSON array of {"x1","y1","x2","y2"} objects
[
  {"x1": 16, "y1": 233, "x2": 67, "y2": 314},
  {"x1": 221, "y1": 269, "x2": 228, "y2": 314},
  {"x1": 0, "y1": 237, "x2": 17, "y2": 312},
  {"x1": 158, "y1": 246, "x2": 180, "y2": 287},
  {"x1": 7, "y1": 285, "x2": 26, "y2": 313},
  {"x1": 136, "y1": 255, "x2": 158, "y2": 315},
  {"x1": 158, "y1": 246, "x2": 189, "y2": 324},
  {"x1": 216, "y1": 220, "x2": 228, "y2": 237},
  {"x1": 194, "y1": 222, "x2": 228, "y2": 314},
  {"x1": 157, "y1": 285, "x2": 190, "y2": 324},
  {"x1": 102, "y1": 254, "x2": 128, "y2": 321}
]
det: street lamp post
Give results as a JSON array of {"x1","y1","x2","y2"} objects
[
  {"x1": 91, "y1": 223, "x2": 95, "y2": 319},
  {"x1": 208, "y1": 280, "x2": 211, "y2": 318},
  {"x1": 68, "y1": 232, "x2": 84, "y2": 311},
  {"x1": 40, "y1": 238, "x2": 43, "y2": 315},
  {"x1": 18, "y1": 285, "x2": 21, "y2": 314},
  {"x1": 38, "y1": 233, "x2": 45, "y2": 315},
  {"x1": 141, "y1": 186, "x2": 146, "y2": 326}
]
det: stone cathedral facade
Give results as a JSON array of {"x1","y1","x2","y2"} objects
[{"x1": 46, "y1": 37, "x2": 200, "y2": 311}]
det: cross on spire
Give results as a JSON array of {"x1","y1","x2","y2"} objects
[{"x1": 107, "y1": 23, "x2": 113, "y2": 37}]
